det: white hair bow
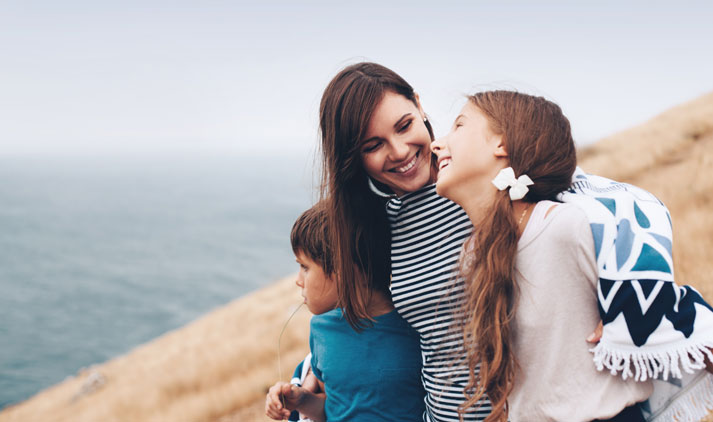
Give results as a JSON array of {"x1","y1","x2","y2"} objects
[{"x1": 492, "y1": 167, "x2": 534, "y2": 200}]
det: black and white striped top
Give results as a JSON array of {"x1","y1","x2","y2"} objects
[{"x1": 387, "y1": 184, "x2": 492, "y2": 422}]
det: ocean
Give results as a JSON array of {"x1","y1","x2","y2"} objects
[{"x1": 0, "y1": 151, "x2": 315, "y2": 409}]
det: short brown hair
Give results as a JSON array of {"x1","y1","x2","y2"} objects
[{"x1": 290, "y1": 202, "x2": 333, "y2": 276}]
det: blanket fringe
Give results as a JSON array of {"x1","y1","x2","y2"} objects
[
  {"x1": 648, "y1": 372, "x2": 713, "y2": 422},
  {"x1": 591, "y1": 340, "x2": 713, "y2": 381}
]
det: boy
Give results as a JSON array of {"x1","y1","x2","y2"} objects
[{"x1": 265, "y1": 203, "x2": 425, "y2": 422}]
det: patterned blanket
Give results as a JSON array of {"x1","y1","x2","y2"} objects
[{"x1": 558, "y1": 168, "x2": 713, "y2": 421}]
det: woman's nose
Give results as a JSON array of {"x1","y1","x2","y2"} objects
[{"x1": 388, "y1": 139, "x2": 410, "y2": 161}]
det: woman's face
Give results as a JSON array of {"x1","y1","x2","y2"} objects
[
  {"x1": 360, "y1": 91, "x2": 433, "y2": 196},
  {"x1": 431, "y1": 101, "x2": 508, "y2": 205}
]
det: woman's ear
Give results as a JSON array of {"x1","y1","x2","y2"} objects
[{"x1": 414, "y1": 92, "x2": 426, "y2": 119}]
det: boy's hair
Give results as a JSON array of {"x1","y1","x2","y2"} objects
[{"x1": 290, "y1": 202, "x2": 334, "y2": 276}]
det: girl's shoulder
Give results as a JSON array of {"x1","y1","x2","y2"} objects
[
  {"x1": 521, "y1": 200, "x2": 592, "y2": 249},
  {"x1": 540, "y1": 200, "x2": 589, "y2": 225}
]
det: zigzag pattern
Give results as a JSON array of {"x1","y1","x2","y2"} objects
[{"x1": 598, "y1": 279, "x2": 713, "y2": 346}]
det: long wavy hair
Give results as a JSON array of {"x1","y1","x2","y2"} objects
[
  {"x1": 458, "y1": 91, "x2": 577, "y2": 422},
  {"x1": 318, "y1": 62, "x2": 434, "y2": 330}
]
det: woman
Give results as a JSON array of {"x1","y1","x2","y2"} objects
[
  {"x1": 318, "y1": 62, "x2": 491, "y2": 421},
  {"x1": 430, "y1": 91, "x2": 713, "y2": 421}
]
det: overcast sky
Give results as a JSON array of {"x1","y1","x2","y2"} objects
[{"x1": 2, "y1": 1, "x2": 712, "y2": 156}]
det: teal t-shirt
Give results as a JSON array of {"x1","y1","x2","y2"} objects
[{"x1": 309, "y1": 308, "x2": 425, "y2": 422}]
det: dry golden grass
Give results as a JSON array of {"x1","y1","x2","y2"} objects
[{"x1": 1, "y1": 91, "x2": 712, "y2": 422}]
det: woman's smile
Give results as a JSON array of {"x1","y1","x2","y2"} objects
[{"x1": 389, "y1": 150, "x2": 420, "y2": 174}]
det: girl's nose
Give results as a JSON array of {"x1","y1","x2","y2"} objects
[{"x1": 431, "y1": 137, "x2": 444, "y2": 154}]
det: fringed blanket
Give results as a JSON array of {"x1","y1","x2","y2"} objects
[{"x1": 558, "y1": 167, "x2": 713, "y2": 421}]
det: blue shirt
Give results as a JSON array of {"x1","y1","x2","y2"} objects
[{"x1": 310, "y1": 308, "x2": 425, "y2": 422}]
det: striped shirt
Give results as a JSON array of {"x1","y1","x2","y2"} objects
[{"x1": 387, "y1": 184, "x2": 492, "y2": 422}]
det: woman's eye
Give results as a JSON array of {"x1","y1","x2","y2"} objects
[
  {"x1": 362, "y1": 142, "x2": 381, "y2": 153},
  {"x1": 398, "y1": 120, "x2": 412, "y2": 133}
]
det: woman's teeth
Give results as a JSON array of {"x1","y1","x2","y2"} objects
[
  {"x1": 393, "y1": 155, "x2": 418, "y2": 173},
  {"x1": 439, "y1": 158, "x2": 451, "y2": 170}
]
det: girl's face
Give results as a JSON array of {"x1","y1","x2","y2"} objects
[
  {"x1": 431, "y1": 101, "x2": 508, "y2": 205},
  {"x1": 360, "y1": 91, "x2": 433, "y2": 196}
]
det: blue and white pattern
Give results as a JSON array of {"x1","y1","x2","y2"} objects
[{"x1": 559, "y1": 168, "x2": 713, "y2": 421}]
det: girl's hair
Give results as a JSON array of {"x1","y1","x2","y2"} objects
[
  {"x1": 290, "y1": 201, "x2": 333, "y2": 276},
  {"x1": 318, "y1": 62, "x2": 433, "y2": 330},
  {"x1": 458, "y1": 91, "x2": 577, "y2": 422}
]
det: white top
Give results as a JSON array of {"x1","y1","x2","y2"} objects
[{"x1": 508, "y1": 200, "x2": 652, "y2": 421}]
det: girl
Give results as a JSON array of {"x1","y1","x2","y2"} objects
[
  {"x1": 430, "y1": 91, "x2": 713, "y2": 421},
  {"x1": 318, "y1": 62, "x2": 490, "y2": 421}
]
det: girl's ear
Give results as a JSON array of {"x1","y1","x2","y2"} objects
[{"x1": 493, "y1": 135, "x2": 508, "y2": 158}]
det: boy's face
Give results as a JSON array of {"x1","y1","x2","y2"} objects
[{"x1": 294, "y1": 251, "x2": 338, "y2": 315}]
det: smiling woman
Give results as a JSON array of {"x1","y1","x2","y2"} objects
[
  {"x1": 317, "y1": 62, "x2": 492, "y2": 422},
  {"x1": 317, "y1": 63, "x2": 430, "y2": 331},
  {"x1": 359, "y1": 91, "x2": 435, "y2": 197}
]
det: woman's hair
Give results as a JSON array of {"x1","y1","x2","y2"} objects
[
  {"x1": 458, "y1": 91, "x2": 577, "y2": 422},
  {"x1": 290, "y1": 201, "x2": 333, "y2": 276},
  {"x1": 318, "y1": 62, "x2": 433, "y2": 330}
]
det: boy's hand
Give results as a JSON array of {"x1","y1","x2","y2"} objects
[
  {"x1": 265, "y1": 382, "x2": 306, "y2": 420},
  {"x1": 302, "y1": 371, "x2": 320, "y2": 394}
]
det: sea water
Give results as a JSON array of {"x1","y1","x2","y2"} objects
[{"x1": 0, "y1": 151, "x2": 315, "y2": 409}]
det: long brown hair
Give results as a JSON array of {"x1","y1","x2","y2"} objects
[
  {"x1": 318, "y1": 62, "x2": 433, "y2": 330},
  {"x1": 458, "y1": 91, "x2": 577, "y2": 422}
]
